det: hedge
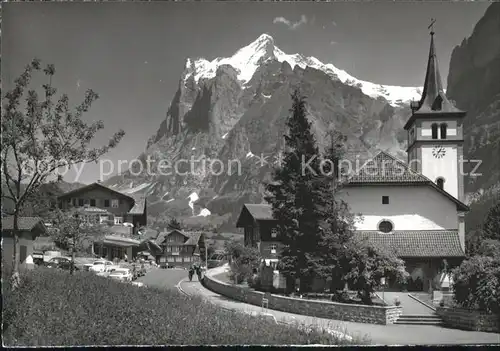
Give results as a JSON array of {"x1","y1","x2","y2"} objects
[
  {"x1": 452, "y1": 255, "x2": 500, "y2": 314},
  {"x1": 2, "y1": 268, "x2": 361, "y2": 346}
]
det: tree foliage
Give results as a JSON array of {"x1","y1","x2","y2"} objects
[
  {"x1": 224, "y1": 240, "x2": 261, "y2": 284},
  {"x1": 167, "y1": 217, "x2": 182, "y2": 230},
  {"x1": 482, "y1": 200, "x2": 500, "y2": 241},
  {"x1": 452, "y1": 255, "x2": 500, "y2": 314},
  {"x1": 342, "y1": 239, "x2": 409, "y2": 304},
  {"x1": 1, "y1": 59, "x2": 124, "y2": 285},
  {"x1": 263, "y1": 90, "x2": 404, "y2": 299},
  {"x1": 48, "y1": 209, "x2": 110, "y2": 273},
  {"x1": 264, "y1": 90, "x2": 331, "y2": 291}
]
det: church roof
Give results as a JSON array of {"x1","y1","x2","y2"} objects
[
  {"x1": 346, "y1": 151, "x2": 469, "y2": 211},
  {"x1": 404, "y1": 31, "x2": 465, "y2": 130},
  {"x1": 356, "y1": 230, "x2": 464, "y2": 258},
  {"x1": 347, "y1": 152, "x2": 428, "y2": 184}
]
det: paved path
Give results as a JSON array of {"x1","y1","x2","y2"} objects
[
  {"x1": 377, "y1": 291, "x2": 434, "y2": 315},
  {"x1": 136, "y1": 267, "x2": 189, "y2": 290},
  {"x1": 177, "y1": 266, "x2": 500, "y2": 346}
]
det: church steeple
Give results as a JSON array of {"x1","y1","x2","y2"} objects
[{"x1": 411, "y1": 28, "x2": 463, "y2": 115}]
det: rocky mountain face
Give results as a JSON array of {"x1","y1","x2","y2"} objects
[
  {"x1": 446, "y1": 3, "x2": 500, "y2": 230},
  {"x1": 105, "y1": 34, "x2": 425, "y2": 231}
]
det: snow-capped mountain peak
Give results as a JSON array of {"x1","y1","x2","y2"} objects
[{"x1": 184, "y1": 33, "x2": 422, "y2": 106}]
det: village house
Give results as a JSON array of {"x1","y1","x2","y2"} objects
[
  {"x1": 237, "y1": 30, "x2": 469, "y2": 293},
  {"x1": 57, "y1": 182, "x2": 147, "y2": 261},
  {"x1": 57, "y1": 182, "x2": 147, "y2": 232},
  {"x1": 1, "y1": 216, "x2": 47, "y2": 270},
  {"x1": 155, "y1": 229, "x2": 206, "y2": 268}
]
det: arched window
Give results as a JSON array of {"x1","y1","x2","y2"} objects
[
  {"x1": 378, "y1": 220, "x2": 394, "y2": 233},
  {"x1": 440, "y1": 123, "x2": 448, "y2": 139},
  {"x1": 432, "y1": 95, "x2": 443, "y2": 111},
  {"x1": 436, "y1": 177, "x2": 445, "y2": 190},
  {"x1": 431, "y1": 123, "x2": 439, "y2": 139}
]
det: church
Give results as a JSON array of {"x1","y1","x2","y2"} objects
[{"x1": 236, "y1": 29, "x2": 470, "y2": 293}]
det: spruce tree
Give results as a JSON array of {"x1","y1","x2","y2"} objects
[
  {"x1": 264, "y1": 90, "x2": 327, "y2": 292},
  {"x1": 316, "y1": 129, "x2": 357, "y2": 290},
  {"x1": 483, "y1": 200, "x2": 500, "y2": 241}
]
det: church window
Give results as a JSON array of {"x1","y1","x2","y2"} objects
[
  {"x1": 378, "y1": 220, "x2": 393, "y2": 233},
  {"x1": 432, "y1": 95, "x2": 443, "y2": 111},
  {"x1": 440, "y1": 123, "x2": 448, "y2": 139},
  {"x1": 436, "y1": 177, "x2": 445, "y2": 190},
  {"x1": 382, "y1": 196, "x2": 389, "y2": 205},
  {"x1": 431, "y1": 124, "x2": 439, "y2": 139}
]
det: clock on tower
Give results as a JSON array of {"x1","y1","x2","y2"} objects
[{"x1": 432, "y1": 146, "x2": 446, "y2": 159}]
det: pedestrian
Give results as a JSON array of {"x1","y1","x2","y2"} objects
[
  {"x1": 195, "y1": 264, "x2": 202, "y2": 281},
  {"x1": 188, "y1": 265, "x2": 194, "y2": 282}
]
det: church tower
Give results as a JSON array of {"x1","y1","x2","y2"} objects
[{"x1": 405, "y1": 28, "x2": 467, "y2": 203}]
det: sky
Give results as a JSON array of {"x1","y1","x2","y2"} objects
[{"x1": 2, "y1": 1, "x2": 490, "y2": 184}]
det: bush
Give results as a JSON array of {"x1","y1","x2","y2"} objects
[
  {"x1": 343, "y1": 239, "x2": 409, "y2": 305},
  {"x1": 452, "y1": 255, "x2": 500, "y2": 314},
  {"x1": 2, "y1": 268, "x2": 358, "y2": 346}
]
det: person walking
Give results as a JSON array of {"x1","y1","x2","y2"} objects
[
  {"x1": 188, "y1": 265, "x2": 195, "y2": 282},
  {"x1": 195, "y1": 264, "x2": 202, "y2": 281}
]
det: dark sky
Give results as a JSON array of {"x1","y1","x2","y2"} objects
[{"x1": 2, "y1": 2, "x2": 489, "y2": 184}]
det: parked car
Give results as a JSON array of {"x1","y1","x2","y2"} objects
[
  {"x1": 89, "y1": 260, "x2": 118, "y2": 273},
  {"x1": 131, "y1": 281, "x2": 145, "y2": 287},
  {"x1": 46, "y1": 257, "x2": 79, "y2": 271},
  {"x1": 108, "y1": 268, "x2": 133, "y2": 282},
  {"x1": 32, "y1": 252, "x2": 45, "y2": 266}
]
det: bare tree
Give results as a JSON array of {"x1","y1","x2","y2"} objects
[
  {"x1": 1, "y1": 59, "x2": 125, "y2": 288},
  {"x1": 48, "y1": 209, "x2": 109, "y2": 274}
]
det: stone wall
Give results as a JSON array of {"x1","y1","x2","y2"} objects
[
  {"x1": 203, "y1": 273, "x2": 403, "y2": 325},
  {"x1": 436, "y1": 307, "x2": 500, "y2": 333}
]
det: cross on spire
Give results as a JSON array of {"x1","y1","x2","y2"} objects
[{"x1": 428, "y1": 18, "x2": 436, "y2": 35}]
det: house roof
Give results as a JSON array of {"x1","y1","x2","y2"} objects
[
  {"x1": 57, "y1": 182, "x2": 146, "y2": 216},
  {"x1": 128, "y1": 195, "x2": 146, "y2": 215},
  {"x1": 108, "y1": 225, "x2": 133, "y2": 236},
  {"x1": 184, "y1": 232, "x2": 204, "y2": 246},
  {"x1": 139, "y1": 228, "x2": 159, "y2": 241},
  {"x1": 155, "y1": 229, "x2": 204, "y2": 246},
  {"x1": 356, "y1": 230, "x2": 465, "y2": 258},
  {"x1": 1, "y1": 216, "x2": 47, "y2": 232},
  {"x1": 57, "y1": 182, "x2": 134, "y2": 201},
  {"x1": 155, "y1": 231, "x2": 168, "y2": 246},
  {"x1": 245, "y1": 204, "x2": 274, "y2": 220},
  {"x1": 346, "y1": 151, "x2": 469, "y2": 212},
  {"x1": 101, "y1": 235, "x2": 140, "y2": 247},
  {"x1": 235, "y1": 203, "x2": 275, "y2": 227}
]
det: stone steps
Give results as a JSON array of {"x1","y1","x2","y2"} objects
[{"x1": 395, "y1": 314, "x2": 443, "y2": 326}]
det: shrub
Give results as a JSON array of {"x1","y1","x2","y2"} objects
[
  {"x1": 343, "y1": 239, "x2": 409, "y2": 305},
  {"x1": 2, "y1": 268, "x2": 359, "y2": 346},
  {"x1": 224, "y1": 241, "x2": 261, "y2": 284},
  {"x1": 452, "y1": 255, "x2": 500, "y2": 314}
]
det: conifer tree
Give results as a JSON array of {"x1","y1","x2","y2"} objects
[
  {"x1": 264, "y1": 90, "x2": 327, "y2": 292},
  {"x1": 483, "y1": 200, "x2": 500, "y2": 241},
  {"x1": 167, "y1": 217, "x2": 182, "y2": 230},
  {"x1": 316, "y1": 130, "x2": 357, "y2": 289}
]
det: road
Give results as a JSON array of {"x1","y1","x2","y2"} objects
[
  {"x1": 140, "y1": 267, "x2": 500, "y2": 345},
  {"x1": 135, "y1": 267, "x2": 191, "y2": 290}
]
